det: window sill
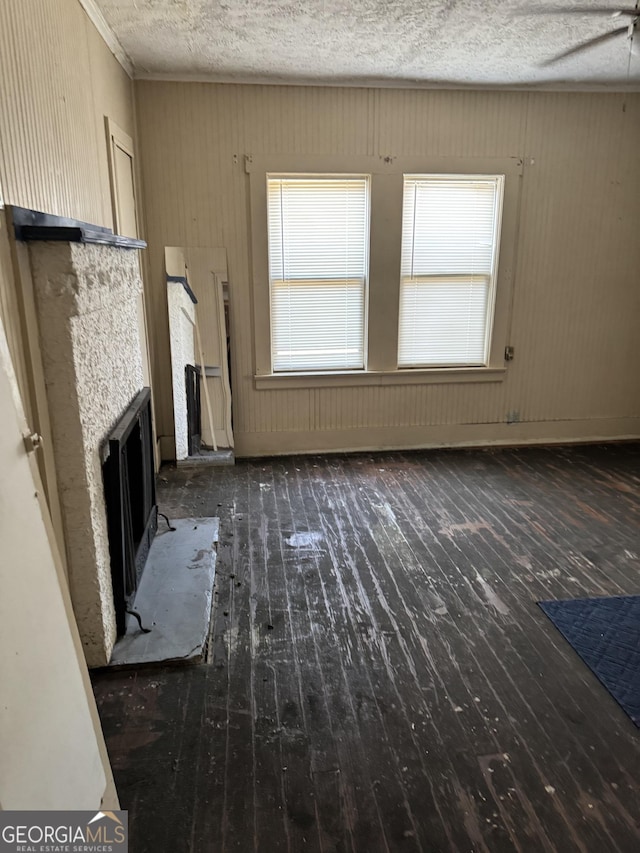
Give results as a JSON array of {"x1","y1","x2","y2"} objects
[{"x1": 254, "y1": 366, "x2": 507, "y2": 390}]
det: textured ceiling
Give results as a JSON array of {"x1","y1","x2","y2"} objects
[{"x1": 94, "y1": 0, "x2": 640, "y2": 88}]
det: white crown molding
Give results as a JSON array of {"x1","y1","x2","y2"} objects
[
  {"x1": 133, "y1": 71, "x2": 640, "y2": 93},
  {"x1": 78, "y1": 0, "x2": 134, "y2": 78}
]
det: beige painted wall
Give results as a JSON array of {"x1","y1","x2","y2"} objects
[
  {"x1": 135, "y1": 83, "x2": 640, "y2": 457},
  {"x1": 0, "y1": 0, "x2": 135, "y2": 228},
  {"x1": 0, "y1": 0, "x2": 139, "y2": 497},
  {"x1": 0, "y1": 0, "x2": 135, "y2": 428}
]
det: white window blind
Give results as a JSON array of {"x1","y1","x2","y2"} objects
[
  {"x1": 398, "y1": 175, "x2": 504, "y2": 367},
  {"x1": 267, "y1": 175, "x2": 369, "y2": 372}
]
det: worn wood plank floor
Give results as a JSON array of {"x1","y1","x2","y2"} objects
[{"x1": 92, "y1": 444, "x2": 640, "y2": 853}]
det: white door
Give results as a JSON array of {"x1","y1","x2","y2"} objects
[{"x1": 0, "y1": 318, "x2": 116, "y2": 809}]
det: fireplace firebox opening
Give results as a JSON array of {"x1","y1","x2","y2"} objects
[{"x1": 102, "y1": 387, "x2": 157, "y2": 635}]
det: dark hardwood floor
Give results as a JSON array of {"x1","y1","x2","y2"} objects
[{"x1": 92, "y1": 443, "x2": 640, "y2": 852}]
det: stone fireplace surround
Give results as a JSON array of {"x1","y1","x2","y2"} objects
[{"x1": 14, "y1": 208, "x2": 147, "y2": 667}]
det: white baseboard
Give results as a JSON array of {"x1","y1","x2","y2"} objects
[{"x1": 234, "y1": 418, "x2": 640, "y2": 458}]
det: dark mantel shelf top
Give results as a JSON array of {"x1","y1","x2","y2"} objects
[
  {"x1": 166, "y1": 274, "x2": 198, "y2": 304},
  {"x1": 10, "y1": 206, "x2": 147, "y2": 250}
]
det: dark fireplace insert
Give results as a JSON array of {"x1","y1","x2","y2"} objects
[
  {"x1": 102, "y1": 387, "x2": 157, "y2": 635},
  {"x1": 185, "y1": 363, "x2": 202, "y2": 455}
]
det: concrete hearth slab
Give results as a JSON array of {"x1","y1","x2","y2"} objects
[
  {"x1": 108, "y1": 516, "x2": 218, "y2": 668},
  {"x1": 177, "y1": 449, "x2": 235, "y2": 467}
]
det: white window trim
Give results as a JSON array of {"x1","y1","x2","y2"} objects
[{"x1": 248, "y1": 154, "x2": 522, "y2": 389}]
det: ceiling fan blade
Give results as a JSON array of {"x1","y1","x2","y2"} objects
[
  {"x1": 541, "y1": 25, "x2": 629, "y2": 65},
  {"x1": 518, "y1": 6, "x2": 637, "y2": 16}
]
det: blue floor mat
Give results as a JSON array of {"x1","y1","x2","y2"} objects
[{"x1": 538, "y1": 595, "x2": 640, "y2": 728}]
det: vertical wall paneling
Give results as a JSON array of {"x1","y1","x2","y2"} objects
[
  {"x1": 0, "y1": 0, "x2": 137, "y2": 559},
  {"x1": 135, "y1": 83, "x2": 640, "y2": 457},
  {"x1": 0, "y1": 0, "x2": 135, "y2": 228}
]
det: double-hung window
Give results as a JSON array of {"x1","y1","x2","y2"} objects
[
  {"x1": 251, "y1": 157, "x2": 519, "y2": 386},
  {"x1": 398, "y1": 175, "x2": 504, "y2": 367},
  {"x1": 267, "y1": 175, "x2": 370, "y2": 372}
]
